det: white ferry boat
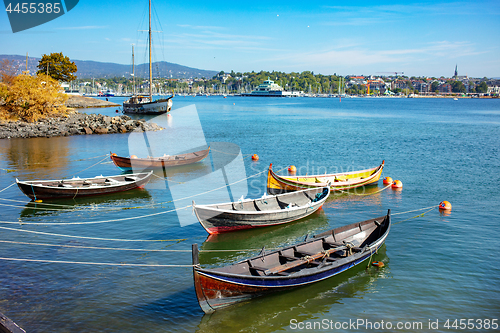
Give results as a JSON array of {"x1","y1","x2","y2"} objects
[{"x1": 242, "y1": 78, "x2": 299, "y2": 97}]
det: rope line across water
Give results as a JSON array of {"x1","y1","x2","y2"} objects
[
  {"x1": 0, "y1": 225, "x2": 187, "y2": 242},
  {"x1": 0, "y1": 257, "x2": 195, "y2": 267},
  {"x1": 0, "y1": 240, "x2": 271, "y2": 253},
  {"x1": 393, "y1": 207, "x2": 438, "y2": 225},
  {"x1": 0, "y1": 205, "x2": 191, "y2": 225}
]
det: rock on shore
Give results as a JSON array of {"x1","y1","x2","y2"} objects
[{"x1": 0, "y1": 112, "x2": 163, "y2": 139}]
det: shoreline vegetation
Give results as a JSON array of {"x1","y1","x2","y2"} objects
[
  {"x1": 0, "y1": 70, "x2": 161, "y2": 139},
  {"x1": 0, "y1": 95, "x2": 160, "y2": 140}
]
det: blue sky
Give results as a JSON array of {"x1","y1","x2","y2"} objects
[{"x1": 1, "y1": 0, "x2": 499, "y2": 77}]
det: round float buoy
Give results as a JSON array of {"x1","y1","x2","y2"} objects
[
  {"x1": 288, "y1": 165, "x2": 297, "y2": 173},
  {"x1": 251, "y1": 154, "x2": 259, "y2": 161},
  {"x1": 439, "y1": 201, "x2": 452, "y2": 210},
  {"x1": 372, "y1": 261, "x2": 385, "y2": 267},
  {"x1": 34, "y1": 199, "x2": 43, "y2": 203},
  {"x1": 392, "y1": 180, "x2": 403, "y2": 189},
  {"x1": 115, "y1": 109, "x2": 119, "y2": 113},
  {"x1": 111, "y1": 153, "x2": 117, "y2": 156},
  {"x1": 383, "y1": 177, "x2": 393, "y2": 185},
  {"x1": 130, "y1": 155, "x2": 138, "y2": 159}
]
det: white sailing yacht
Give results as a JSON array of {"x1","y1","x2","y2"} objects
[{"x1": 123, "y1": 0, "x2": 173, "y2": 114}]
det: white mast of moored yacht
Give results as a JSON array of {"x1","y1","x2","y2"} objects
[
  {"x1": 131, "y1": 44, "x2": 136, "y2": 96},
  {"x1": 149, "y1": 0, "x2": 153, "y2": 102}
]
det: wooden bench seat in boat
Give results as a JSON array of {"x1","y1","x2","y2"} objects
[{"x1": 254, "y1": 197, "x2": 281, "y2": 211}]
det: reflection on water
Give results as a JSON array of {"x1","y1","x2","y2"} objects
[
  {"x1": 324, "y1": 184, "x2": 384, "y2": 208},
  {"x1": 2, "y1": 136, "x2": 70, "y2": 174},
  {"x1": 199, "y1": 210, "x2": 329, "y2": 266},
  {"x1": 19, "y1": 188, "x2": 152, "y2": 218},
  {"x1": 196, "y1": 246, "x2": 389, "y2": 333}
]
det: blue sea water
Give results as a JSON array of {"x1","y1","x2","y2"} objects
[{"x1": 0, "y1": 96, "x2": 499, "y2": 332}]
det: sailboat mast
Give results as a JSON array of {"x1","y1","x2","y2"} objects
[
  {"x1": 132, "y1": 45, "x2": 136, "y2": 96},
  {"x1": 149, "y1": 0, "x2": 153, "y2": 101}
]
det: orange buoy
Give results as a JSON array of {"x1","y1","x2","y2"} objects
[
  {"x1": 439, "y1": 201, "x2": 452, "y2": 210},
  {"x1": 130, "y1": 155, "x2": 138, "y2": 159},
  {"x1": 251, "y1": 154, "x2": 259, "y2": 161},
  {"x1": 383, "y1": 177, "x2": 393, "y2": 185},
  {"x1": 288, "y1": 165, "x2": 297, "y2": 173},
  {"x1": 372, "y1": 261, "x2": 385, "y2": 267},
  {"x1": 392, "y1": 180, "x2": 403, "y2": 189},
  {"x1": 34, "y1": 199, "x2": 43, "y2": 203}
]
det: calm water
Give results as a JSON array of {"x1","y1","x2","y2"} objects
[{"x1": 0, "y1": 96, "x2": 499, "y2": 332}]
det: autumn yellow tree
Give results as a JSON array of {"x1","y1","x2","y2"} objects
[
  {"x1": 0, "y1": 59, "x2": 18, "y2": 85},
  {"x1": 0, "y1": 73, "x2": 68, "y2": 122}
]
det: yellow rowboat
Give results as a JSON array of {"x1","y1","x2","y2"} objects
[{"x1": 267, "y1": 161, "x2": 385, "y2": 195}]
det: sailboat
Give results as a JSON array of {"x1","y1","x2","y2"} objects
[{"x1": 123, "y1": 0, "x2": 173, "y2": 115}]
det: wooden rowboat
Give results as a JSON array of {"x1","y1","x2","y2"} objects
[
  {"x1": 193, "y1": 187, "x2": 330, "y2": 234},
  {"x1": 267, "y1": 160, "x2": 385, "y2": 195},
  {"x1": 16, "y1": 171, "x2": 153, "y2": 200},
  {"x1": 110, "y1": 147, "x2": 210, "y2": 171},
  {"x1": 192, "y1": 210, "x2": 391, "y2": 313}
]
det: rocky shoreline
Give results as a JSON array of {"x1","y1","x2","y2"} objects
[{"x1": 0, "y1": 112, "x2": 162, "y2": 139}]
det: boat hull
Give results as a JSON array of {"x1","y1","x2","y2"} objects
[
  {"x1": 110, "y1": 147, "x2": 210, "y2": 171},
  {"x1": 123, "y1": 97, "x2": 172, "y2": 114},
  {"x1": 16, "y1": 171, "x2": 153, "y2": 200},
  {"x1": 193, "y1": 187, "x2": 329, "y2": 234},
  {"x1": 193, "y1": 212, "x2": 391, "y2": 313},
  {"x1": 267, "y1": 161, "x2": 384, "y2": 195}
]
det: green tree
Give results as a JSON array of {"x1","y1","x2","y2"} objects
[
  {"x1": 37, "y1": 52, "x2": 77, "y2": 82},
  {"x1": 451, "y1": 81, "x2": 466, "y2": 93},
  {"x1": 476, "y1": 81, "x2": 488, "y2": 94},
  {"x1": 430, "y1": 81, "x2": 439, "y2": 92}
]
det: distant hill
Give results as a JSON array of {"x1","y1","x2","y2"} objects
[{"x1": 0, "y1": 54, "x2": 218, "y2": 79}]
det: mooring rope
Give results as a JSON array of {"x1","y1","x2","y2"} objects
[
  {"x1": 74, "y1": 154, "x2": 110, "y2": 161},
  {"x1": 150, "y1": 173, "x2": 184, "y2": 184},
  {"x1": 0, "y1": 257, "x2": 195, "y2": 267},
  {"x1": 0, "y1": 167, "x2": 277, "y2": 214},
  {"x1": 165, "y1": 167, "x2": 271, "y2": 204},
  {"x1": 0, "y1": 240, "x2": 191, "y2": 252},
  {"x1": 0, "y1": 205, "x2": 191, "y2": 225},
  {"x1": 67, "y1": 155, "x2": 110, "y2": 178},
  {"x1": 210, "y1": 148, "x2": 253, "y2": 158},
  {"x1": 336, "y1": 183, "x2": 392, "y2": 196},
  {"x1": 0, "y1": 225, "x2": 187, "y2": 242},
  {"x1": 392, "y1": 205, "x2": 439, "y2": 216},
  {"x1": 0, "y1": 183, "x2": 15, "y2": 193},
  {"x1": 0, "y1": 200, "x2": 162, "y2": 213},
  {"x1": 0, "y1": 240, "x2": 274, "y2": 253},
  {"x1": 393, "y1": 206, "x2": 438, "y2": 225},
  {"x1": 0, "y1": 197, "x2": 169, "y2": 212}
]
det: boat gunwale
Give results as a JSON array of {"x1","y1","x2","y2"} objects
[
  {"x1": 123, "y1": 95, "x2": 173, "y2": 107},
  {"x1": 194, "y1": 212, "x2": 390, "y2": 282},
  {"x1": 268, "y1": 161, "x2": 384, "y2": 189},
  {"x1": 15, "y1": 171, "x2": 153, "y2": 190},
  {"x1": 193, "y1": 186, "x2": 329, "y2": 215},
  {"x1": 110, "y1": 147, "x2": 210, "y2": 164}
]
